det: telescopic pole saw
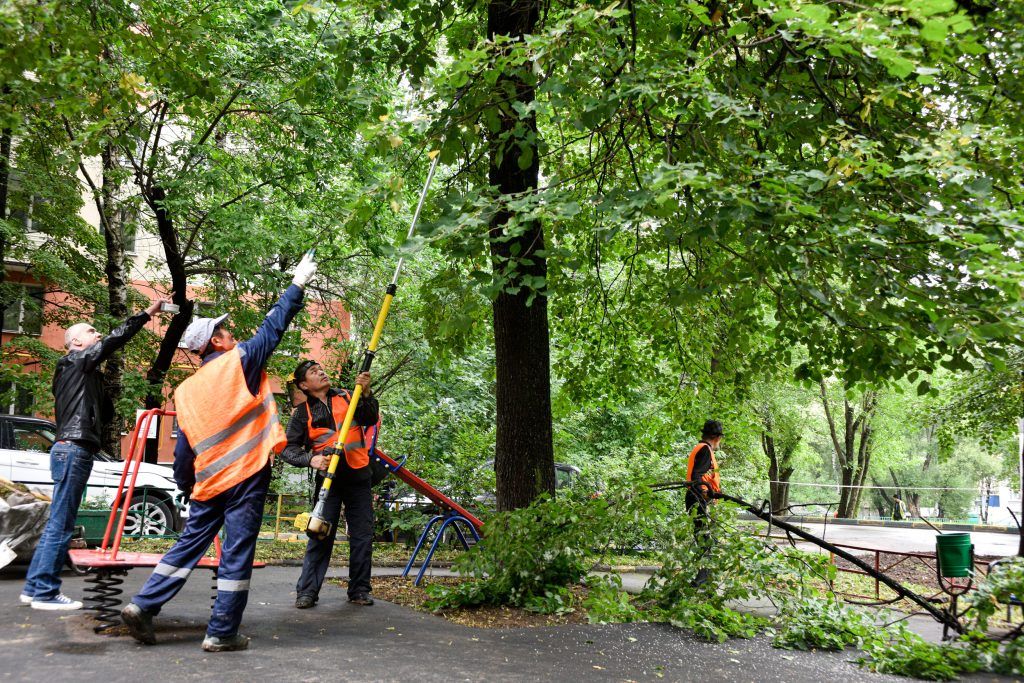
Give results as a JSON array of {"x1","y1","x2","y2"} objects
[{"x1": 305, "y1": 152, "x2": 441, "y2": 540}]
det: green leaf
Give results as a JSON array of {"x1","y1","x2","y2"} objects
[
  {"x1": 517, "y1": 144, "x2": 534, "y2": 170},
  {"x1": 920, "y1": 20, "x2": 948, "y2": 42},
  {"x1": 907, "y1": 0, "x2": 957, "y2": 18}
]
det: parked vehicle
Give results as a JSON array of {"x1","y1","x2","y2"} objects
[{"x1": 0, "y1": 415, "x2": 182, "y2": 536}]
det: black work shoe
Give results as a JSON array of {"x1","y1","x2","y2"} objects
[
  {"x1": 201, "y1": 634, "x2": 250, "y2": 652},
  {"x1": 294, "y1": 594, "x2": 317, "y2": 609},
  {"x1": 348, "y1": 593, "x2": 374, "y2": 606},
  {"x1": 121, "y1": 603, "x2": 156, "y2": 645}
]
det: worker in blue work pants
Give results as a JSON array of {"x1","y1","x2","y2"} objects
[{"x1": 121, "y1": 252, "x2": 316, "y2": 652}]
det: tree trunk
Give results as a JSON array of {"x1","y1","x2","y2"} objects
[
  {"x1": 778, "y1": 465, "x2": 794, "y2": 511},
  {"x1": 99, "y1": 144, "x2": 129, "y2": 457},
  {"x1": 487, "y1": 0, "x2": 554, "y2": 511},
  {"x1": 143, "y1": 184, "x2": 193, "y2": 461},
  {"x1": 762, "y1": 408, "x2": 799, "y2": 513},
  {"x1": 0, "y1": 115, "x2": 11, "y2": 354},
  {"x1": 822, "y1": 382, "x2": 875, "y2": 519},
  {"x1": 1018, "y1": 396, "x2": 1023, "y2": 556}
]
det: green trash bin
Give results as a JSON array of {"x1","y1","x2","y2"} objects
[
  {"x1": 76, "y1": 510, "x2": 113, "y2": 546},
  {"x1": 936, "y1": 532, "x2": 973, "y2": 578}
]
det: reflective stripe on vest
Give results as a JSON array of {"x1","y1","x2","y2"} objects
[
  {"x1": 175, "y1": 347, "x2": 286, "y2": 501},
  {"x1": 306, "y1": 392, "x2": 377, "y2": 469},
  {"x1": 196, "y1": 400, "x2": 279, "y2": 482},
  {"x1": 686, "y1": 442, "x2": 721, "y2": 494}
]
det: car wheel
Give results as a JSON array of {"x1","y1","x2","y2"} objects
[{"x1": 122, "y1": 492, "x2": 178, "y2": 537}]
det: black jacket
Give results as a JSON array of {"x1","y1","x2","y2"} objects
[
  {"x1": 282, "y1": 388, "x2": 379, "y2": 468},
  {"x1": 53, "y1": 312, "x2": 151, "y2": 449}
]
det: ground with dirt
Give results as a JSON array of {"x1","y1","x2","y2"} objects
[
  {"x1": 831, "y1": 551, "x2": 1000, "y2": 593},
  {"x1": 360, "y1": 575, "x2": 591, "y2": 628}
]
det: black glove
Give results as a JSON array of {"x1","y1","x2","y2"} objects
[{"x1": 177, "y1": 487, "x2": 192, "y2": 506}]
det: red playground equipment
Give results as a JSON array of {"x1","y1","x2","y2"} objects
[{"x1": 68, "y1": 409, "x2": 262, "y2": 633}]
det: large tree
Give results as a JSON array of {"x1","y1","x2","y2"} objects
[
  {"x1": 376, "y1": 0, "x2": 1024, "y2": 508},
  {"x1": 10, "y1": 1, "x2": 408, "y2": 432}
]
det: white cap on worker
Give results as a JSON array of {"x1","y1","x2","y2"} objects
[{"x1": 181, "y1": 314, "x2": 229, "y2": 354}]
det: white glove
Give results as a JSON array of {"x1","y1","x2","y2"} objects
[{"x1": 291, "y1": 250, "x2": 318, "y2": 288}]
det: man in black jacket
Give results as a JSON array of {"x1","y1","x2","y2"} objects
[
  {"x1": 20, "y1": 297, "x2": 168, "y2": 610},
  {"x1": 282, "y1": 360, "x2": 379, "y2": 609}
]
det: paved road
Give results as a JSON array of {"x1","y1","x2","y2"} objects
[
  {"x1": 0, "y1": 564, "x2": 914, "y2": 683},
  {"x1": 788, "y1": 522, "x2": 1019, "y2": 557}
]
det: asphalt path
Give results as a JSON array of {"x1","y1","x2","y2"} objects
[
  {"x1": 788, "y1": 522, "x2": 1019, "y2": 557},
  {"x1": 0, "y1": 564, "x2": 914, "y2": 683}
]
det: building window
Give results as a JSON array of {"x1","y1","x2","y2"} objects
[
  {"x1": 5, "y1": 172, "x2": 40, "y2": 231},
  {"x1": 0, "y1": 380, "x2": 35, "y2": 416},
  {"x1": 102, "y1": 206, "x2": 138, "y2": 254},
  {"x1": 8, "y1": 197, "x2": 33, "y2": 229},
  {"x1": 2, "y1": 284, "x2": 44, "y2": 335}
]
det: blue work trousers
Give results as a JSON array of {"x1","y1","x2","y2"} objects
[
  {"x1": 23, "y1": 441, "x2": 95, "y2": 600},
  {"x1": 131, "y1": 462, "x2": 271, "y2": 637}
]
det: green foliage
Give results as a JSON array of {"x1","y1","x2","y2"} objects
[
  {"x1": 374, "y1": 505, "x2": 432, "y2": 547},
  {"x1": 853, "y1": 558, "x2": 1024, "y2": 679},
  {"x1": 423, "y1": 493, "x2": 592, "y2": 613},
  {"x1": 667, "y1": 600, "x2": 767, "y2": 643},
  {"x1": 582, "y1": 574, "x2": 639, "y2": 624},
  {"x1": 860, "y1": 627, "x2": 982, "y2": 681},
  {"x1": 992, "y1": 637, "x2": 1024, "y2": 677},
  {"x1": 968, "y1": 557, "x2": 1024, "y2": 634},
  {"x1": 772, "y1": 600, "x2": 873, "y2": 651}
]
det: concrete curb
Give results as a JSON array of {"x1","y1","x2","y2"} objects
[{"x1": 738, "y1": 512, "x2": 1018, "y2": 535}]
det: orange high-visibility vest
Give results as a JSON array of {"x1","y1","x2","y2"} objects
[
  {"x1": 175, "y1": 347, "x2": 286, "y2": 501},
  {"x1": 306, "y1": 392, "x2": 379, "y2": 469},
  {"x1": 686, "y1": 442, "x2": 721, "y2": 494}
]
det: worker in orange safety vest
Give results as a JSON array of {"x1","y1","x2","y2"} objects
[
  {"x1": 685, "y1": 419, "x2": 723, "y2": 588},
  {"x1": 121, "y1": 251, "x2": 317, "y2": 652},
  {"x1": 282, "y1": 360, "x2": 380, "y2": 609}
]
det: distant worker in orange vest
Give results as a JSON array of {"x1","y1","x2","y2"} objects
[
  {"x1": 283, "y1": 360, "x2": 380, "y2": 609},
  {"x1": 685, "y1": 419, "x2": 723, "y2": 587},
  {"x1": 121, "y1": 251, "x2": 317, "y2": 652}
]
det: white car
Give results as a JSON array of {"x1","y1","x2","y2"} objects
[{"x1": 0, "y1": 415, "x2": 183, "y2": 536}]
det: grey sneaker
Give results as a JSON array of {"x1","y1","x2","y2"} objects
[
  {"x1": 30, "y1": 593, "x2": 83, "y2": 611},
  {"x1": 202, "y1": 634, "x2": 250, "y2": 652},
  {"x1": 121, "y1": 603, "x2": 156, "y2": 645}
]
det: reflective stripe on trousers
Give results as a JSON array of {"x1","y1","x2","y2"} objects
[{"x1": 130, "y1": 463, "x2": 271, "y2": 637}]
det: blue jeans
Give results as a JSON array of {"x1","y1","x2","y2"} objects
[
  {"x1": 24, "y1": 441, "x2": 94, "y2": 599},
  {"x1": 131, "y1": 462, "x2": 271, "y2": 637}
]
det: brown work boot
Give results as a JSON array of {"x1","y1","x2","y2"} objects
[
  {"x1": 121, "y1": 603, "x2": 156, "y2": 645},
  {"x1": 201, "y1": 633, "x2": 250, "y2": 652},
  {"x1": 348, "y1": 592, "x2": 374, "y2": 606}
]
